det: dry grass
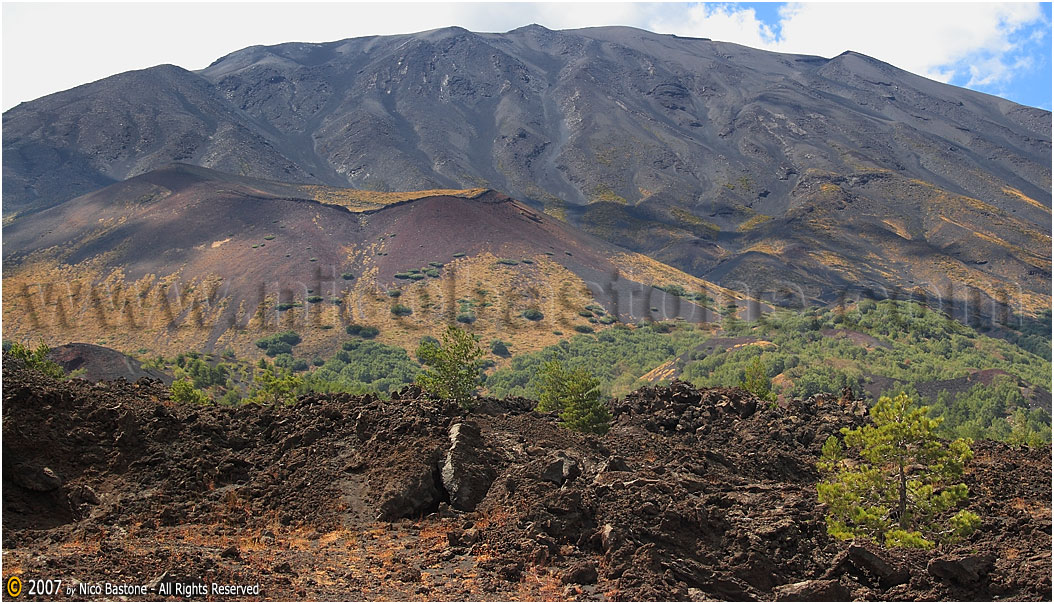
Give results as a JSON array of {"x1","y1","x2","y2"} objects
[
  {"x1": 611, "y1": 251, "x2": 748, "y2": 307},
  {"x1": 1010, "y1": 497, "x2": 1051, "y2": 520},
  {"x1": 639, "y1": 359, "x2": 678, "y2": 383},
  {"x1": 516, "y1": 565, "x2": 565, "y2": 601},
  {"x1": 882, "y1": 219, "x2": 913, "y2": 240},
  {"x1": 472, "y1": 506, "x2": 515, "y2": 532},
  {"x1": 2, "y1": 251, "x2": 615, "y2": 363},
  {"x1": 737, "y1": 213, "x2": 772, "y2": 232},
  {"x1": 1002, "y1": 186, "x2": 1051, "y2": 213},
  {"x1": 302, "y1": 186, "x2": 488, "y2": 212},
  {"x1": 743, "y1": 240, "x2": 788, "y2": 256},
  {"x1": 670, "y1": 207, "x2": 719, "y2": 234}
]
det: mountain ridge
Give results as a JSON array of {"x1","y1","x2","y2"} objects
[{"x1": 3, "y1": 24, "x2": 1049, "y2": 322}]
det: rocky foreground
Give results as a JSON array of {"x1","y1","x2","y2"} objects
[{"x1": 2, "y1": 359, "x2": 1051, "y2": 601}]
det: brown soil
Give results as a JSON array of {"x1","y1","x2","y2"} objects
[{"x1": 2, "y1": 359, "x2": 1050, "y2": 601}]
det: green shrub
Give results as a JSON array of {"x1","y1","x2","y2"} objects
[
  {"x1": 456, "y1": 313, "x2": 477, "y2": 324},
  {"x1": 305, "y1": 339, "x2": 420, "y2": 395},
  {"x1": 391, "y1": 304, "x2": 413, "y2": 317},
  {"x1": 273, "y1": 353, "x2": 295, "y2": 369},
  {"x1": 248, "y1": 363, "x2": 304, "y2": 406},
  {"x1": 491, "y1": 340, "x2": 511, "y2": 357},
  {"x1": 573, "y1": 325, "x2": 595, "y2": 334},
  {"x1": 5, "y1": 340, "x2": 64, "y2": 379},
  {"x1": 416, "y1": 325, "x2": 486, "y2": 409},
  {"x1": 522, "y1": 308, "x2": 544, "y2": 321},
  {"x1": 425, "y1": 268, "x2": 441, "y2": 278},
  {"x1": 171, "y1": 379, "x2": 209, "y2": 405},
  {"x1": 179, "y1": 356, "x2": 229, "y2": 389},
  {"x1": 306, "y1": 295, "x2": 324, "y2": 303},
  {"x1": 255, "y1": 331, "x2": 302, "y2": 357},
  {"x1": 346, "y1": 324, "x2": 379, "y2": 338},
  {"x1": 388, "y1": 290, "x2": 402, "y2": 298},
  {"x1": 792, "y1": 365, "x2": 858, "y2": 398},
  {"x1": 341, "y1": 273, "x2": 356, "y2": 280}
]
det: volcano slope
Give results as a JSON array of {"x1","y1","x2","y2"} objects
[
  {"x1": 2, "y1": 164, "x2": 755, "y2": 360},
  {"x1": 4, "y1": 25, "x2": 1050, "y2": 323},
  {"x1": 3, "y1": 360, "x2": 1050, "y2": 601}
]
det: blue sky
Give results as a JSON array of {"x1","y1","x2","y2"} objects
[
  {"x1": 3, "y1": 2, "x2": 1052, "y2": 110},
  {"x1": 673, "y1": 2, "x2": 1052, "y2": 109}
]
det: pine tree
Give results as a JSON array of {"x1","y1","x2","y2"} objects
[
  {"x1": 817, "y1": 393, "x2": 981, "y2": 549},
  {"x1": 740, "y1": 355, "x2": 775, "y2": 402},
  {"x1": 537, "y1": 359, "x2": 611, "y2": 435},
  {"x1": 416, "y1": 325, "x2": 485, "y2": 409}
]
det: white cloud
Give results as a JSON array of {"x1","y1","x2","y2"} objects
[
  {"x1": 772, "y1": 2, "x2": 1045, "y2": 86},
  {"x1": 1, "y1": 2, "x2": 652, "y2": 110},
  {"x1": 645, "y1": 2, "x2": 1047, "y2": 89},
  {"x1": 648, "y1": 3, "x2": 777, "y2": 48}
]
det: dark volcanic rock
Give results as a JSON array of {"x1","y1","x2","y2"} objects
[
  {"x1": 2, "y1": 359, "x2": 1050, "y2": 601},
  {"x1": 541, "y1": 453, "x2": 581, "y2": 486},
  {"x1": 375, "y1": 458, "x2": 445, "y2": 521},
  {"x1": 828, "y1": 544, "x2": 910, "y2": 589},
  {"x1": 927, "y1": 554, "x2": 995, "y2": 585},
  {"x1": 9, "y1": 464, "x2": 62, "y2": 492},
  {"x1": 440, "y1": 421, "x2": 496, "y2": 511},
  {"x1": 561, "y1": 561, "x2": 598, "y2": 585}
]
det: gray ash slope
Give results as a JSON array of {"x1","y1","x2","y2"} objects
[{"x1": 4, "y1": 25, "x2": 1050, "y2": 316}]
